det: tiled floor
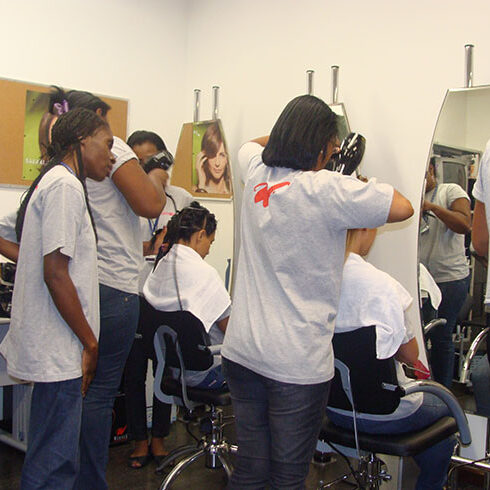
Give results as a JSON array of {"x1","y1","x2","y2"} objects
[{"x1": 0, "y1": 404, "x2": 487, "y2": 489}]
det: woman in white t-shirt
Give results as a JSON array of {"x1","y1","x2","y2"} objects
[
  {"x1": 221, "y1": 94, "x2": 414, "y2": 489},
  {"x1": 124, "y1": 130, "x2": 193, "y2": 469},
  {"x1": 143, "y1": 202, "x2": 231, "y2": 388},
  {"x1": 0, "y1": 108, "x2": 115, "y2": 489},
  {"x1": 327, "y1": 228, "x2": 456, "y2": 490}
]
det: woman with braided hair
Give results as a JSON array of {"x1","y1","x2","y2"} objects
[
  {"x1": 142, "y1": 202, "x2": 230, "y2": 390},
  {"x1": 0, "y1": 107, "x2": 115, "y2": 489}
]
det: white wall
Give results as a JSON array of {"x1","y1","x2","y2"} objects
[
  {"x1": 0, "y1": 0, "x2": 190, "y2": 210},
  {"x1": 3, "y1": 0, "x2": 490, "y2": 335},
  {"x1": 184, "y1": 0, "x2": 490, "y2": 338}
]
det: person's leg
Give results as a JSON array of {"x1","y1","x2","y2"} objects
[
  {"x1": 124, "y1": 323, "x2": 151, "y2": 466},
  {"x1": 428, "y1": 276, "x2": 470, "y2": 388},
  {"x1": 21, "y1": 378, "x2": 82, "y2": 490},
  {"x1": 223, "y1": 357, "x2": 271, "y2": 489},
  {"x1": 77, "y1": 285, "x2": 139, "y2": 490},
  {"x1": 149, "y1": 355, "x2": 172, "y2": 459},
  {"x1": 471, "y1": 354, "x2": 490, "y2": 417},
  {"x1": 267, "y1": 379, "x2": 330, "y2": 490}
]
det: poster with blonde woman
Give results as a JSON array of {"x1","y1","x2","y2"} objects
[{"x1": 193, "y1": 121, "x2": 232, "y2": 197}]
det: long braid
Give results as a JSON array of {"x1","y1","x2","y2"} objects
[
  {"x1": 16, "y1": 108, "x2": 108, "y2": 242},
  {"x1": 75, "y1": 145, "x2": 98, "y2": 241}
]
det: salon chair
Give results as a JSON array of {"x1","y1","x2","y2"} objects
[
  {"x1": 317, "y1": 326, "x2": 471, "y2": 489},
  {"x1": 151, "y1": 309, "x2": 237, "y2": 490}
]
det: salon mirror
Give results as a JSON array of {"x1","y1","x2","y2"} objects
[{"x1": 420, "y1": 85, "x2": 490, "y2": 407}]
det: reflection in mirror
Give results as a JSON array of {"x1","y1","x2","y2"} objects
[{"x1": 420, "y1": 86, "x2": 490, "y2": 413}]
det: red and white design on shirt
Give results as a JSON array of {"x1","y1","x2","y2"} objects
[{"x1": 254, "y1": 182, "x2": 290, "y2": 208}]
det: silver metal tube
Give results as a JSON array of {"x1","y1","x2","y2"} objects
[
  {"x1": 212, "y1": 85, "x2": 220, "y2": 120},
  {"x1": 193, "y1": 89, "x2": 201, "y2": 122},
  {"x1": 331, "y1": 65, "x2": 339, "y2": 104},
  {"x1": 451, "y1": 455, "x2": 490, "y2": 472},
  {"x1": 403, "y1": 380, "x2": 471, "y2": 445},
  {"x1": 460, "y1": 327, "x2": 489, "y2": 384},
  {"x1": 465, "y1": 44, "x2": 474, "y2": 88},
  {"x1": 306, "y1": 70, "x2": 314, "y2": 95}
]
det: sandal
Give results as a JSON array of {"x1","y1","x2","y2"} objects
[
  {"x1": 153, "y1": 451, "x2": 170, "y2": 467},
  {"x1": 128, "y1": 452, "x2": 153, "y2": 469}
]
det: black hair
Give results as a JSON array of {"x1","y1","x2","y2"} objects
[
  {"x1": 126, "y1": 130, "x2": 167, "y2": 152},
  {"x1": 154, "y1": 201, "x2": 217, "y2": 267},
  {"x1": 429, "y1": 156, "x2": 437, "y2": 168},
  {"x1": 16, "y1": 108, "x2": 108, "y2": 241},
  {"x1": 49, "y1": 86, "x2": 111, "y2": 116},
  {"x1": 262, "y1": 95, "x2": 338, "y2": 170}
]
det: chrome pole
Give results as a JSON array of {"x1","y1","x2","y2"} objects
[
  {"x1": 193, "y1": 89, "x2": 201, "y2": 123},
  {"x1": 464, "y1": 44, "x2": 474, "y2": 88},
  {"x1": 212, "y1": 85, "x2": 220, "y2": 120},
  {"x1": 331, "y1": 65, "x2": 339, "y2": 104},
  {"x1": 307, "y1": 70, "x2": 314, "y2": 95}
]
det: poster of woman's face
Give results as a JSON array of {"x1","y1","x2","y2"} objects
[{"x1": 192, "y1": 120, "x2": 232, "y2": 197}]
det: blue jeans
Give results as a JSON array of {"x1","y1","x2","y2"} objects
[
  {"x1": 21, "y1": 378, "x2": 83, "y2": 490},
  {"x1": 471, "y1": 354, "x2": 490, "y2": 417},
  {"x1": 427, "y1": 275, "x2": 470, "y2": 388},
  {"x1": 77, "y1": 284, "x2": 139, "y2": 490},
  {"x1": 223, "y1": 357, "x2": 331, "y2": 489},
  {"x1": 327, "y1": 394, "x2": 456, "y2": 490}
]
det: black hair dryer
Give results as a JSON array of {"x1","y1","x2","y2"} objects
[
  {"x1": 143, "y1": 150, "x2": 174, "y2": 174},
  {"x1": 330, "y1": 132, "x2": 366, "y2": 175}
]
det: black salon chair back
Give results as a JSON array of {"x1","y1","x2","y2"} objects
[
  {"x1": 146, "y1": 303, "x2": 236, "y2": 490},
  {"x1": 318, "y1": 326, "x2": 470, "y2": 489}
]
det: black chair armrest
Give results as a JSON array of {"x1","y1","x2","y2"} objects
[{"x1": 402, "y1": 380, "x2": 471, "y2": 446}]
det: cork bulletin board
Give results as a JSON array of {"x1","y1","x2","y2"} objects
[{"x1": 0, "y1": 78, "x2": 128, "y2": 187}]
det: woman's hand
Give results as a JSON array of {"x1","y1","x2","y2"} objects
[
  {"x1": 195, "y1": 151, "x2": 207, "y2": 189},
  {"x1": 81, "y1": 343, "x2": 98, "y2": 397}
]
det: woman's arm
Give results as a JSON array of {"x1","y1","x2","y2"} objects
[
  {"x1": 44, "y1": 249, "x2": 98, "y2": 396},
  {"x1": 112, "y1": 159, "x2": 166, "y2": 218},
  {"x1": 0, "y1": 237, "x2": 19, "y2": 262},
  {"x1": 472, "y1": 199, "x2": 488, "y2": 257},
  {"x1": 216, "y1": 316, "x2": 229, "y2": 333},
  {"x1": 424, "y1": 196, "x2": 471, "y2": 234},
  {"x1": 251, "y1": 136, "x2": 269, "y2": 147},
  {"x1": 394, "y1": 337, "x2": 419, "y2": 366},
  {"x1": 386, "y1": 190, "x2": 414, "y2": 223}
]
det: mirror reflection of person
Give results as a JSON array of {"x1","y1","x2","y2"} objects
[
  {"x1": 419, "y1": 157, "x2": 471, "y2": 388},
  {"x1": 328, "y1": 228, "x2": 456, "y2": 490},
  {"x1": 194, "y1": 122, "x2": 231, "y2": 194}
]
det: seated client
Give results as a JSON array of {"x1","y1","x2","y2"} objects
[
  {"x1": 142, "y1": 201, "x2": 230, "y2": 389},
  {"x1": 326, "y1": 228, "x2": 456, "y2": 490}
]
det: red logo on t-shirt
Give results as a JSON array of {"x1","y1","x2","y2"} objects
[{"x1": 254, "y1": 182, "x2": 290, "y2": 208}]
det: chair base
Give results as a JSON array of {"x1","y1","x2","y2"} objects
[
  {"x1": 156, "y1": 407, "x2": 238, "y2": 490},
  {"x1": 318, "y1": 452, "x2": 392, "y2": 490}
]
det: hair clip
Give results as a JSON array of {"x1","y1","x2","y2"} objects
[{"x1": 54, "y1": 99, "x2": 70, "y2": 115}]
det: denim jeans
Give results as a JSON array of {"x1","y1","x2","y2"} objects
[
  {"x1": 327, "y1": 393, "x2": 457, "y2": 490},
  {"x1": 223, "y1": 357, "x2": 331, "y2": 489},
  {"x1": 471, "y1": 354, "x2": 490, "y2": 417},
  {"x1": 77, "y1": 284, "x2": 139, "y2": 490},
  {"x1": 427, "y1": 275, "x2": 470, "y2": 388},
  {"x1": 124, "y1": 297, "x2": 172, "y2": 441},
  {"x1": 21, "y1": 378, "x2": 83, "y2": 490}
]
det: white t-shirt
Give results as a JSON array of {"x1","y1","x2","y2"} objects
[
  {"x1": 86, "y1": 136, "x2": 142, "y2": 294},
  {"x1": 0, "y1": 166, "x2": 99, "y2": 382},
  {"x1": 138, "y1": 185, "x2": 193, "y2": 293},
  {"x1": 473, "y1": 140, "x2": 490, "y2": 304},
  {"x1": 419, "y1": 183, "x2": 470, "y2": 283},
  {"x1": 222, "y1": 142, "x2": 394, "y2": 385},
  {"x1": 328, "y1": 253, "x2": 423, "y2": 421},
  {"x1": 0, "y1": 210, "x2": 17, "y2": 243}
]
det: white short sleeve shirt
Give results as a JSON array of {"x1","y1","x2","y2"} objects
[{"x1": 222, "y1": 142, "x2": 395, "y2": 384}]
